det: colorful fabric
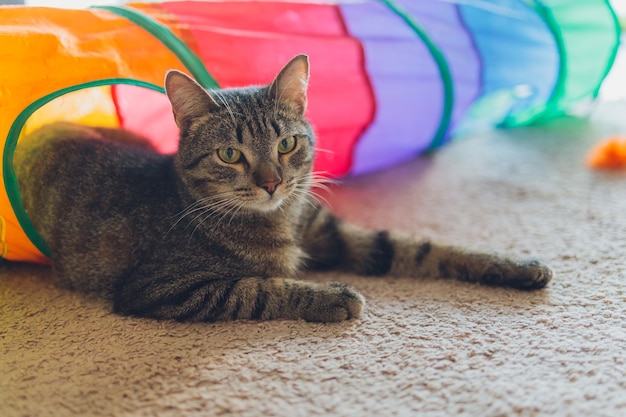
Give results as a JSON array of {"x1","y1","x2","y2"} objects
[{"x1": 0, "y1": 1, "x2": 619, "y2": 262}]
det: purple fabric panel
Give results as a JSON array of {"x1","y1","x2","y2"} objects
[
  {"x1": 395, "y1": 0, "x2": 481, "y2": 139},
  {"x1": 340, "y1": 1, "x2": 442, "y2": 176}
]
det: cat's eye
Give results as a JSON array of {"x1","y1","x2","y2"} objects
[
  {"x1": 218, "y1": 147, "x2": 242, "y2": 164},
  {"x1": 278, "y1": 136, "x2": 297, "y2": 154}
]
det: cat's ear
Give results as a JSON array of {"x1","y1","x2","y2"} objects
[
  {"x1": 165, "y1": 70, "x2": 220, "y2": 129},
  {"x1": 268, "y1": 54, "x2": 310, "y2": 115}
]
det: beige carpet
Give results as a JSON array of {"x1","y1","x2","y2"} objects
[{"x1": 2, "y1": 103, "x2": 626, "y2": 417}]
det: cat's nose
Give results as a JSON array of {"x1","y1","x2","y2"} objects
[
  {"x1": 254, "y1": 165, "x2": 283, "y2": 195},
  {"x1": 259, "y1": 179, "x2": 282, "y2": 195}
]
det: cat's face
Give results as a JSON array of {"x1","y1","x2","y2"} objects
[{"x1": 166, "y1": 55, "x2": 315, "y2": 213}]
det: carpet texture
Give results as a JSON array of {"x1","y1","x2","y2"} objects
[{"x1": 2, "y1": 105, "x2": 626, "y2": 417}]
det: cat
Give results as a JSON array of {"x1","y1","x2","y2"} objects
[{"x1": 13, "y1": 54, "x2": 552, "y2": 323}]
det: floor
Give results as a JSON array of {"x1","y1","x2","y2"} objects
[{"x1": 2, "y1": 101, "x2": 626, "y2": 416}]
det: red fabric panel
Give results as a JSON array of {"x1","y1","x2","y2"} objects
[
  {"x1": 113, "y1": 85, "x2": 179, "y2": 154},
  {"x1": 155, "y1": 1, "x2": 375, "y2": 177}
]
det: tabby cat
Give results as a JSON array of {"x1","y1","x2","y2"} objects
[{"x1": 14, "y1": 55, "x2": 552, "y2": 322}]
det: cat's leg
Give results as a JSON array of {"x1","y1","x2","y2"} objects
[
  {"x1": 301, "y1": 207, "x2": 552, "y2": 289},
  {"x1": 113, "y1": 275, "x2": 364, "y2": 322}
]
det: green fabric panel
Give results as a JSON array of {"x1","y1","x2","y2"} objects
[
  {"x1": 4, "y1": 79, "x2": 164, "y2": 259},
  {"x1": 534, "y1": 0, "x2": 620, "y2": 122},
  {"x1": 91, "y1": 5, "x2": 219, "y2": 90}
]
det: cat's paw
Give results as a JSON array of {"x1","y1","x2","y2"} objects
[
  {"x1": 300, "y1": 282, "x2": 365, "y2": 322},
  {"x1": 481, "y1": 259, "x2": 553, "y2": 290}
]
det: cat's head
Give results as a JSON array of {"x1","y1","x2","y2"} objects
[{"x1": 165, "y1": 55, "x2": 315, "y2": 213}]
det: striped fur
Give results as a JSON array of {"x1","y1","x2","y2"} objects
[{"x1": 14, "y1": 55, "x2": 552, "y2": 323}]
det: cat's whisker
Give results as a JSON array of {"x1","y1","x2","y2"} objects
[
  {"x1": 167, "y1": 192, "x2": 241, "y2": 235},
  {"x1": 303, "y1": 188, "x2": 330, "y2": 209},
  {"x1": 295, "y1": 194, "x2": 317, "y2": 211},
  {"x1": 282, "y1": 175, "x2": 320, "y2": 209},
  {"x1": 186, "y1": 206, "x2": 224, "y2": 232},
  {"x1": 172, "y1": 191, "x2": 238, "y2": 219},
  {"x1": 175, "y1": 199, "x2": 224, "y2": 223},
  {"x1": 171, "y1": 194, "x2": 241, "y2": 235},
  {"x1": 314, "y1": 147, "x2": 337, "y2": 156},
  {"x1": 309, "y1": 171, "x2": 340, "y2": 186},
  {"x1": 305, "y1": 174, "x2": 338, "y2": 202},
  {"x1": 166, "y1": 204, "x2": 210, "y2": 237},
  {"x1": 189, "y1": 197, "x2": 242, "y2": 241},
  {"x1": 310, "y1": 170, "x2": 337, "y2": 180},
  {"x1": 197, "y1": 197, "x2": 242, "y2": 218},
  {"x1": 286, "y1": 185, "x2": 318, "y2": 210},
  {"x1": 214, "y1": 199, "x2": 242, "y2": 224},
  {"x1": 286, "y1": 174, "x2": 334, "y2": 209},
  {"x1": 307, "y1": 180, "x2": 333, "y2": 194},
  {"x1": 206, "y1": 198, "x2": 247, "y2": 231},
  {"x1": 307, "y1": 190, "x2": 333, "y2": 209},
  {"x1": 226, "y1": 201, "x2": 247, "y2": 227},
  {"x1": 290, "y1": 173, "x2": 335, "y2": 195}
]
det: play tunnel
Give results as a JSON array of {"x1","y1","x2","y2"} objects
[{"x1": 0, "y1": 0, "x2": 619, "y2": 263}]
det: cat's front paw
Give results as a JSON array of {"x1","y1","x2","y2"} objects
[
  {"x1": 481, "y1": 259, "x2": 553, "y2": 290},
  {"x1": 300, "y1": 282, "x2": 365, "y2": 322}
]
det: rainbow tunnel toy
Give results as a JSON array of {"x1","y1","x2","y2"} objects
[{"x1": 0, "y1": 0, "x2": 619, "y2": 263}]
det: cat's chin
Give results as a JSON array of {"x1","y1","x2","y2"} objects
[{"x1": 249, "y1": 195, "x2": 287, "y2": 213}]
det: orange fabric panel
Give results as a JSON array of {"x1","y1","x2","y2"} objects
[{"x1": 0, "y1": 7, "x2": 186, "y2": 263}]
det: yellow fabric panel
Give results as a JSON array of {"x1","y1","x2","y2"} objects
[{"x1": 22, "y1": 86, "x2": 120, "y2": 137}]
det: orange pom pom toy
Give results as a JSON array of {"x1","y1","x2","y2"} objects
[{"x1": 586, "y1": 137, "x2": 626, "y2": 170}]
